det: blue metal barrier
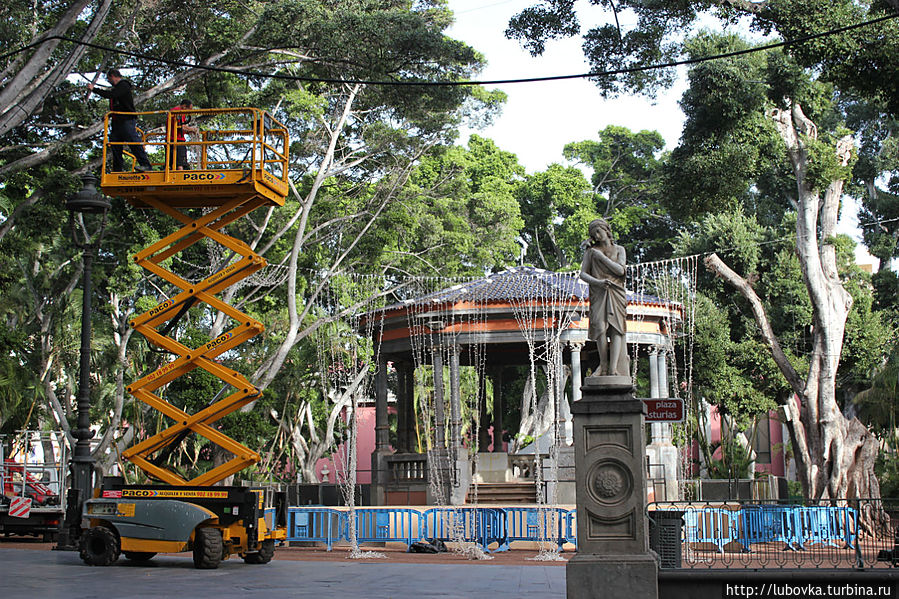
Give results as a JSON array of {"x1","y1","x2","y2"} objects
[
  {"x1": 683, "y1": 507, "x2": 740, "y2": 553},
  {"x1": 565, "y1": 509, "x2": 577, "y2": 548},
  {"x1": 263, "y1": 506, "x2": 277, "y2": 532},
  {"x1": 288, "y1": 505, "x2": 580, "y2": 552},
  {"x1": 421, "y1": 507, "x2": 506, "y2": 552},
  {"x1": 287, "y1": 507, "x2": 345, "y2": 551},
  {"x1": 500, "y1": 507, "x2": 570, "y2": 552},
  {"x1": 284, "y1": 503, "x2": 859, "y2": 555},
  {"x1": 739, "y1": 505, "x2": 802, "y2": 551},
  {"x1": 351, "y1": 508, "x2": 422, "y2": 548},
  {"x1": 796, "y1": 506, "x2": 857, "y2": 549}
]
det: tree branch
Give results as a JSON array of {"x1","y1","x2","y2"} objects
[{"x1": 704, "y1": 253, "x2": 804, "y2": 396}]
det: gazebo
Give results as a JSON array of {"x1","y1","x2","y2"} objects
[{"x1": 361, "y1": 266, "x2": 684, "y2": 505}]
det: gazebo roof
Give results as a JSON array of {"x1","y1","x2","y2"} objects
[
  {"x1": 363, "y1": 266, "x2": 685, "y2": 358},
  {"x1": 388, "y1": 266, "x2": 673, "y2": 309}
]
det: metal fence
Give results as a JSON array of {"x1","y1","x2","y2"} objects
[
  {"x1": 649, "y1": 498, "x2": 899, "y2": 570},
  {"x1": 285, "y1": 498, "x2": 899, "y2": 571},
  {"x1": 286, "y1": 505, "x2": 575, "y2": 553}
]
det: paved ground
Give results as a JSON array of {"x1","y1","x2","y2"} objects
[{"x1": 0, "y1": 541, "x2": 567, "y2": 599}]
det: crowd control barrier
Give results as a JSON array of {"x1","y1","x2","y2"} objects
[{"x1": 285, "y1": 503, "x2": 858, "y2": 557}]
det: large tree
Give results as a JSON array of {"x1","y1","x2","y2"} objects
[
  {"x1": 0, "y1": 0, "x2": 512, "y2": 481},
  {"x1": 507, "y1": 2, "x2": 897, "y2": 502}
]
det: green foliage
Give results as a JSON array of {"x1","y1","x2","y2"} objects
[
  {"x1": 376, "y1": 135, "x2": 525, "y2": 276},
  {"x1": 517, "y1": 124, "x2": 673, "y2": 267},
  {"x1": 563, "y1": 125, "x2": 671, "y2": 260},
  {"x1": 874, "y1": 453, "x2": 899, "y2": 499},
  {"x1": 514, "y1": 433, "x2": 536, "y2": 450},
  {"x1": 840, "y1": 262, "x2": 895, "y2": 389},
  {"x1": 689, "y1": 293, "x2": 781, "y2": 427},
  {"x1": 675, "y1": 207, "x2": 766, "y2": 277},
  {"x1": 516, "y1": 163, "x2": 593, "y2": 270},
  {"x1": 848, "y1": 104, "x2": 899, "y2": 266},
  {"x1": 853, "y1": 353, "x2": 899, "y2": 439},
  {"x1": 871, "y1": 269, "x2": 899, "y2": 314},
  {"x1": 505, "y1": 0, "x2": 899, "y2": 115},
  {"x1": 704, "y1": 437, "x2": 754, "y2": 480},
  {"x1": 666, "y1": 37, "x2": 793, "y2": 223},
  {"x1": 803, "y1": 131, "x2": 856, "y2": 193}
]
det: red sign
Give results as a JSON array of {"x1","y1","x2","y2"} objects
[
  {"x1": 643, "y1": 398, "x2": 685, "y2": 422},
  {"x1": 9, "y1": 496, "x2": 32, "y2": 518}
]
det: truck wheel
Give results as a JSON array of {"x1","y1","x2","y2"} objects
[
  {"x1": 80, "y1": 527, "x2": 120, "y2": 566},
  {"x1": 192, "y1": 527, "x2": 223, "y2": 569},
  {"x1": 123, "y1": 551, "x2": 156, "y2": 562},
  {"x1": 243, "y1": 539, "x2": 275, "y2": 564}
]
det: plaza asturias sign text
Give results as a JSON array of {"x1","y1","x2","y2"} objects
[{"x1": 642, "y1": 398, "x2": 685, "y2": 422}]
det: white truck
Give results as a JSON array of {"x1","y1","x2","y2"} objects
[{"x1": 0, "y1": 431, "x2": 67, "y2": 541}]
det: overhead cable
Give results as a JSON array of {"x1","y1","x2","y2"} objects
[{"x1": 1, "y1": 12, "x2": 897, "y2": 87}]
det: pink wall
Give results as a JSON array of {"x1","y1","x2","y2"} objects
[
  {"x1": 313, "y1": 405, "x2": 378, "y2": 484},
  {"x1": 313, "y1": 407, "x2": 509, "y2": 483},
  {"x1": 755, "y1": 413, "x2": 785, "y2": 477},
  {"x1": 707, "y1": 406, "x2": 785, "y2": 477}
]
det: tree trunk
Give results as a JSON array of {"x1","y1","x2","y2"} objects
[
  {"x1": 704, "y1": 103, "x2": 882, "y2": 521},
  {"x1": 510, "y1": 365, "x2": 568, "y2": 454},
  {"x1": 91, "y1": 291, "x2": 135, "y2": 476}
]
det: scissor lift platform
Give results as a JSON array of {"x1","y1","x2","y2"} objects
[{"x1": 99, "y1": 107, "x2": 289, "y2": 208}]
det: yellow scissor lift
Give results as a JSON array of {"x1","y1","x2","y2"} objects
[{"x1": 79, "y1": 108, "x2": 289, "y2": 569}]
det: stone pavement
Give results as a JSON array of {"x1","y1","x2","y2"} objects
[{"x1": 0, "y1": 547, "x2": 566, "y2": 599}]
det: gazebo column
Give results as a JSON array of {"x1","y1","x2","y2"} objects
[
  {"x1": 491, "y1": 367, "x2": 504, "y2": 453},
  {"x1": 428, "y1": 348, "x2": 453, "y2": 505},
  {"x1": 657, "y1": 348, "x2": 671, "y2": 442},
  {"x1": 395, "y1": 360, "x2": 413, "y2": 453},
  {"x1": 375, "y1": 354, "x2": 390, "y2": 451},
  {"x1": 432, "y1": 350, "x2": 446, "y2": 449},
  {"x1": 478, "y1": 370, "x2": 490, "y2": 452},
  {"x1": 545, "y1": 342, "x2": 576, "y2": 503},
  {"x1": 649, "y1": 347, "x2": 661, "y2": 438},
  {"x1": 404, "y1": 363, "x2": 416, "y2": 452},
  {"x1": 570, "y1": 341, "x2": 583, "y2": 403},
  {"x1": 447, "y1": 344, "x2": 469, "y2": 505},
  {"x1": 371, "y1": 354, "x2": 391, "y2": 505},
  {"x1": 449, "y1": 344, "x2": 462, "y2": 456},
  {"x1": 555, "y1": 345, "x2": 567, "y2": 443},
  {"x1": 646, "y1": 346, "x2": 679, "y2": 500}
]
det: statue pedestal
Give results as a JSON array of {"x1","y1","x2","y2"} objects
[
  {"x1": 566, "y1": 378, "x2": 658, "y2": 599},
  {"x1": 567, "y1": 553, "x2": 659, "y2": 599},
  {"x1": 583, "y1": 375, "x2": 632, "y2": 389}
]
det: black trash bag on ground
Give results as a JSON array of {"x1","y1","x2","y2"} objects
[
  {"x1": 408, "y1": 538, "x2": 449, "y2": 554},
  {"x1": 409, "y1": 541, "x2": 439, "y2": 553}
]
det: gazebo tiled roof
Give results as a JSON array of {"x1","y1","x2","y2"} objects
[{"x1": 386, "y1": 266, "x2": 674, "y2": 309}]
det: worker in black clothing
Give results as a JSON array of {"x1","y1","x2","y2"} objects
[{"x1": 88, "y1": 69, "x2": 153, "y2": 172}]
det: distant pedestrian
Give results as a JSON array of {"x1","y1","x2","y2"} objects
[
  {"x1": 167, "y1": 98, "x2": 198, "y2": 170},
  {"x1": 88, "y1": 69, "x2": 152, "y2": 172}
]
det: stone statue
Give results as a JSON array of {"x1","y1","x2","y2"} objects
[{"x1": 579, "y1": 218, "x2": 629, "y2": 377}]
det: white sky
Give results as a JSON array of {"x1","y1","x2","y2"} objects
[
  {"x1": 447, "y1": 0, "x2": 687, "y2": 173},
  {"x1": 446, "y1": 0, "x2": 878, "y2": 269}
]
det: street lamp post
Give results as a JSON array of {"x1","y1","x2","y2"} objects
[{"x1": 58, "y1": 174, "x2": 110, "y2": 550}]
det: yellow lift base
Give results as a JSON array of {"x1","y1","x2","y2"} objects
[{"x1": 101, "y1": 107, "x2": 289, "y2": 485}]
